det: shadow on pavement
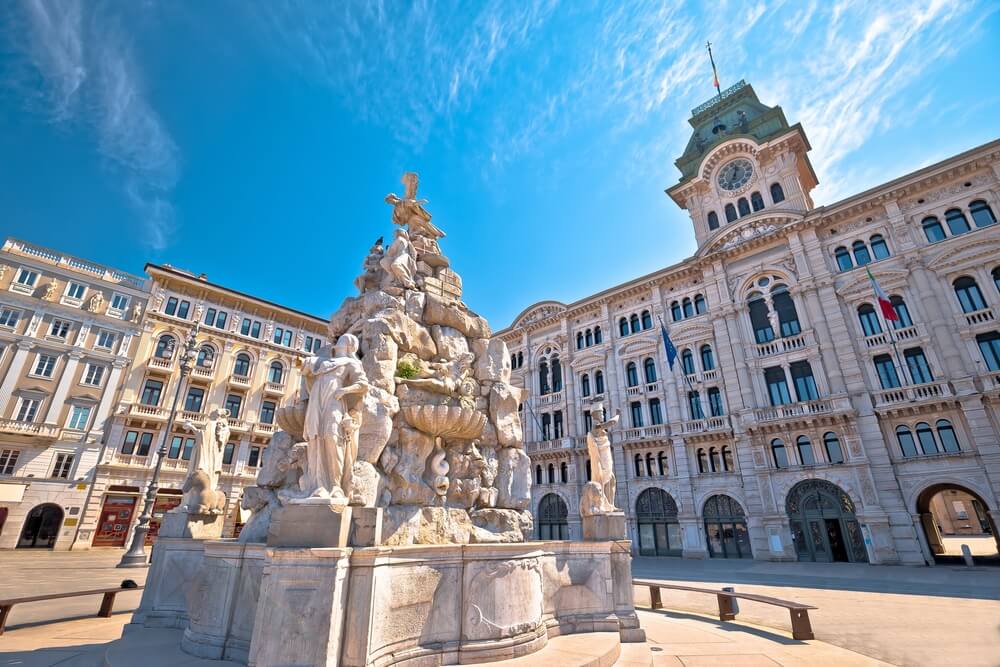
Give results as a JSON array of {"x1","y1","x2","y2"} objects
[{"x1": 641, "y1": 607, "x2": 805, "y2": 646}]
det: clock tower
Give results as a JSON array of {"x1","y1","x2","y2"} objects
[{"x1": 666, "y1": 81, "x2": 818, "y2": 251}]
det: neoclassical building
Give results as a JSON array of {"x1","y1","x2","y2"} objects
[
  {"x1": 0, "y1": 239, "x2": 148, "y2": 550},
  {"x1": 74, "y1": 263, "x2": 327, "y2": 547},
  {"x1": 499, "y1": 81, "x2": 1000, "y2": 565}
]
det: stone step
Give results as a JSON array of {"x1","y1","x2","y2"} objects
[
  {"x1": 102, "y1": 627, "x2": 241, "y2": 667},
  {"x1": 474, "y1": 631, "x2": 621, "y2": 667}
]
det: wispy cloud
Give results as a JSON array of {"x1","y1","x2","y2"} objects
[{"x1": 2, "y1": 0, "x2": 179, "y2": 249}]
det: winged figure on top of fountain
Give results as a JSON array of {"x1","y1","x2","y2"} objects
[{"x1": 241, "y1": 172, "x2": 532, "y2": 545}]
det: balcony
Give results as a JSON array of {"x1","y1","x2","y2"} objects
[
  {"x1": 254, "y1": 422, "x2": 276, "y2": 437},
  {"x1": 755, "y1": 331, "x2": 811, "y2": 358},
  {"x1": 0, "y1": 418, "x2": 61, "y2": 441},
  {"x1": 625, "y1": 385, "x2": 643, "y2": 397},
  {"x1": 752, "y1": 397, "x2": 849, "y2": 424},
  {"x1": 148, "y1": 356, "x2": 174, "y2": 372},
  {"x1": 960, "y1": 307, "x2": 995, "y2": 327},
  {"x1": 702, "y1": 368, "x2": 720, "y2": 382},
  {"x1": 181, "y1": 410, "x2": 207, "y2": 425},
  {"x1": 229, "y1": 374, "x2": 252, "y2": 389},
  {"x1": 111, "y1": 452, "x2": 150, "y2": 467},
  {"x1": 161, "y1": 458, "x2": 190, "y2": 472},
  {"x1": 678, "y1": 415, "x2": 731, "y2": 434},
  {"x1": 863, "y1": 324, "x2": 920, "y2": 348},
  {"x1": 536, "y1": 390, "x2": 563, "y2": 406},
  {"x1": 620, "y1": 425, "x2": 667, "y2": 442},
  {"x1": 525, "y1": 437, "x2": 574, "y2": 454},
  {"x1": 873, "y1": 381, "x2": 952, "y2": 409},
  {"x1": 982, "y1": 371, "x2": 1000, "y2": 391},
  {"x1": 264, "y1": 381, "x2": 285, "y2": 397},
  {"x1": 190, "y1": 366, "x2": 214, "y2": 382},
  {"x1": 228, "y1": 418, "x2": 250, "y2": 433},
  {"x1": 128, "y1": 403, "x2": 169, "y2": 421}
]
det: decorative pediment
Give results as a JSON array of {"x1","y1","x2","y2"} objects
[
  {"x1": 926, "y1": 236, "x2": 1000, "y2": 273},
  {"x1": 510, "y1": 300, "x2": 567, "y2": 328},
  {"x1": 669, "y1": 321, "x2": 715, "y2": 344},
  {"x1": 618, "y1": 337, "x2": 659, "y2": 357},
  {"x1": 569, "y1": 351, "x2": 607, "y2": 370},
  {"x1": 701, "y1": 213, "x2": 802, "y2": 256}
]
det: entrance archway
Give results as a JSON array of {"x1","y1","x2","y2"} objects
[
  {"x1": 916, "y1": 483, "x2": 998, "y2": 565},
  {"x1": 537, "y1": 493, "x2": 569, "y2": 540},
  {"x1": 635, "y1": 488, "x2": 681, "y2": 556},
  {"x1": 786, "y1": 480, "x2": 867, "y2": 563},
  {"x1": 17, "y1": 503, "x2": 63, "y2": 549},
  {"x1": 703, "y1": 494, "x2": 752, "y2": 559}
]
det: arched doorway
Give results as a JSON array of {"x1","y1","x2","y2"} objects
[
  {"x1": 786, "y1": 480, "x2": 867, "y2": 563},
  {"x1": 635, "y1": 488, "x2": 681, "y2": 556},
  {"x1": 17, "y1": 503, "x2": 63, "y2": 549},
  {"x1": 916, "y1": 484, "x2": 998, "y2": 565},
  {"x1": 537, "y1": 493, "x2": 569, "y2": 540},
  {"x1": 703, "y1": 494, "x2": 752, "y2": 559}
]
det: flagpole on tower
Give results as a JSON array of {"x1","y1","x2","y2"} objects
[{"x1": 707, "y1": 40, "x2": 722, "y2": 98}]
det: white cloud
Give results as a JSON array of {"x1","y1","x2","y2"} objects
[{"x1": 2, "y1": 1, "x2": 179, "y2": 249}]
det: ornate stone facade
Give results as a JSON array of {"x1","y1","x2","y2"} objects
[{"x1": 499, "y1": 83, "x2": 1000, "y2": 565}]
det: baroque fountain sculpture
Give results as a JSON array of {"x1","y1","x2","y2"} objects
[{"x1": 130, "y1": 174, "x2": 642, "y2": 667}]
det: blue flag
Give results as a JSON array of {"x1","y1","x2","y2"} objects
[{"x1": 659, "y1": 317, "x2": 677, "y2": 370}]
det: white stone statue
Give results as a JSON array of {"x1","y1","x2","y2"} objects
[
  {"x1": 585, "y1": 403, "x2": 621, "y2": 512},
  {"x1": 88, "y1": 292, "x2": 104, "y2": 313},
  {"x1": 297, "y1": 333, "x2": 370, "y2": 503},
  {"x1": 354, "y1": 236, "x2": 385, "y2": 293},
  {"x1": 132, "y1": 303, "x2": 143, "y2": 323},
  {"x1": 179, "y1": 408, "x2": 230, "y2": 514},
  {"x1": 43, "y1": 280, "x2": 57, "y2": 301},
  {"x1": 380, "y1": 227, "x2": 418, "y2": 290},
  {"x1": 385, "y1": 172, "x2": 445, "y2": 240}
]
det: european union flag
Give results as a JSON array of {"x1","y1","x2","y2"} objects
[{"x1": 660, "y1": 317, "x2": 677, "y2": 370}]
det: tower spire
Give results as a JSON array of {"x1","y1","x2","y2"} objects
[{"x1": 706, "y1": 40, "x2": 721, "y2": 98}]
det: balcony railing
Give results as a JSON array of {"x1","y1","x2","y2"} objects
[
  {"x1": 254, "y1": 422, "x2": 276, "y2": 437},
  {"x1": 0, "y1": 419, "x2": 61, "y2": 440},
  {"x1": 625, "y1": 385, "x2": 643, "y2": 397},
  {"x1": 536, "y1": 390, "x2": 563, "y2": 406},
  {"x1": 228, "y1": 418, "x2": 250, "y2": 433},
  {"x1": 752, "y1": 398, "x2": 840, "y2": 423},
  {"x1": 191, "y1": 366, "x2": 214, "y2": 381},
  {"x1": 229, "y1": 375, "x2": 252, "y2": 389},
  {"x1": 702, "y1": 368, "x2": 720, "y2": 382},
  {"x1": 525, "y1": 437, "x2": 574, "y2": 453},
  {"x1": 128, "y1": 403, "x2": 169, "y2": 421},
  {"x1": 864, "y1": 325, "x2": 920, "y2": 348},
  {"x1": 264, "y1": 381, "x2": 286, "y2": 396},
  {"x1": 755, "y1": 331, "x2": 810, "y2": 358},
  {"x1": 181, "y1": 410, "x2": 206, "y2": 425},
  {"x1": 620, "y1": 425, "x2": 666, "y2": 442},
  {"x1": 984, "y1": 371, "x2": 1000, "y2": 390},
  {"x1": 112, "y1": 452, "x2": 151, "y2": 467},
  {"x1": 148, "y1": 356, "x2": 174, "y2": 372},
  {"x1": 873, "y1": 381, "x2": 952, "y2": 408},
  {"x1": 678, "y1": 415, "x2": 730, "y2": 434},
  {"x1": 962, "y1": 307, "x2": 995, "y2": 327}
]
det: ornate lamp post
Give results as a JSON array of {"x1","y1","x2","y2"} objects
[{"x1": 118, "y1": 325, "x2": 201, "y2": 568}]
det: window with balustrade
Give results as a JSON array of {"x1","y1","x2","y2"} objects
[
  {"x1": 790, "y1": 361, "x2": 819, "y2": 401},
  {"x1": 707, "y1": 387, "x2": 723, "y2": 416},
  {"x1": 873, "y1": 354, "x2": 901, "y2": 389},
  {"x1": 626, "y1": 362, "x2": 639, "y2": 387},
  {"x1": 154, "y1": 334, "x2": 175, "y2": 359},
  {"x1": 196, "y1": 345, "x2": 215, "y2": 369},
  {"x1": 260, "y1": 400, "x2": 276, "y2": 424},
  {"x1": 268, "y1": 361, "x2": 284, "y2": 384},
  {"x1": 977, "y1": 332, "x2": 1000, "y2": 372},
  {"x1": 643, "y1": 357, "x2": 657, "y2": 383},
  {"x1": 688, "y1": 391, "x2": 704, "y2": 419},
  {"x1": 140, "y1": 379, "x2": 163, "y2": 406},
  {"x1": 904, "y1": 347, "x2": 933, "y2": 384},
  {"x1": 953, "y1": 276, "x2": 987, "y2": 314},
  {"x1": 233, "y1": 353, "x2": 252, "y2": 378},
  {"x1": 649, "y1": 398, "x2": 663, "y2": 425},
  {"x1": 700, "y1": 344, "x2": 715, "y2": 370},
  {"x1": 225, "y1": 393, "x2": 243, "y2": 419},
  {"x1": 184, "y1": 388, "x2": 205, "y2": 412},
  {"x1": 630, "y1": 401, "x2": 643, "y2": 427},
  {"x1": 681, "y1": 350, "x2": 695, "y2": 375},
  {"x1": 858, "y1": 304, "x2": 882, "y2": 336},
  {"x1": 890, "y1": 295, "x2": 912, "y2": 328},
  {"x1": 764, "y1": 367, "x2": 791, "y2": 406}
]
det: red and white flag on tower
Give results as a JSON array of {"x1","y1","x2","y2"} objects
[{"x1": 866, "y1": 268, "x2": 899, "y2": 322}]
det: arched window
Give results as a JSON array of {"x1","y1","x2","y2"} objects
[
  {"x1": 721, "y1": 445, "x2": 734, "y2": 471},
  {"x1": 517, "y1": 351, "x2": 523, "y2": 368},
  {"x1": 904, "y1": 347, "x2": 933, "y2": 384},
  {"x1": 970, "y1": 200, "x2": 997, "y2": 228},
  {"x1": 560, "y1": 461, "x2": 568, "y2": 483},
  {"x1": 750, "y1": 191, "x2": 764, "y2": 211},
  {"x1": 771, "y1": 285, "x2": 801, "y2": 337},
  {"x1": 585, "y1": 329, "x2": 593, "y2": 346},
  {"x1": 535, "y1": 465, "x2": 543, "y2": 485},
  {"x1": 635, "y1": 488, "x2": 681, "y2": 556},
  {"x1": 944, "y1": 208, "x2": 970, "y2": 235},
  {"x1": 581, "y1": 373, "x2": 591, "y2": 397},
  {"x1": 936, "y1": 419, "x2": 960, "y2": 453},
  {"x1": 688, "y1": 391, "x2": 704, "y2": 419},
  {"x1": 595, "y1": 371, "x2": 605, "y2": 394},
  {"x1": 626, "y1": 362, "x2": 639, "y2": 387},
  {"x1": 890, "y1": 295, "x2": 912, "y2": 328},
  {"x1": 267, "y1": 361, "x2": 284, "y2": 384},
  {"x1": 539, "y1": 359, "x2": 549, "y2": 395},
  {"x1": 196, "y1": 345, "x2": 215, "y2": 368},
  {"x1": 594, "y1": 326, "x2": 602, "y2": 343},
  {"x1": 796, "y1": 435, "x2": 816, "y2": 465},
  {"x1": 697, "y1": 448, "x2": 708, "y2": 473},
  {"x1": 707, "y1": 211, "x2": 720, "y2": 230},
  {"x1": 858, "y1": 304, "x2": 882, "y2": 336},
  {"x1": 645, "y1": 452, "x2": 654, "y2": 476},
  {"x1": 954, "y1": 276, "x2": 986, "y2": 313},
  {"x1": 643, "y1": 357, "x2": 657, "y2": 383},
  {"x1": 682, "y1": 298, "x2": 694, "y2": 318},
  {"x1": 770, "y1": 182, "x2": 785, "y2": 204},
  {"x1": 823, "y1": 432, "x2": 845, "y2": 464},
  {"x1": 658, "y1": 451, "x2": 668, "y2": 475},
  {"x1": 708, "y1": 447, "x2": 720, "y2": 472},
  {"x1": 619, "y1": 317, "x2": 629, "y2": 337},
  {"x1": 537, "y1": 494, "x2": 569, "y2": 540},
  {"x1": 915, "y1": 421, "x2": 938, "y2": 454},
  {"x1": 154, "y1": 334, "x2": 175, "y2": 359},
  {"x1": 576, "y1": 332, "x2": 584, "y2": 349},
  {"x1": 870, "y1": 234, "x2": 890, "y2": 260},
  {"x1": 641, "y1": 310, "x2": 653, "y2": 330},
  {"x1": 233, "y1": 352, "x2": 251, "y2": 378},
  {"x1": 707, "y1": 387, "x2": 724, "y2": 416},
  {"x1": 737, "y1": 197, "x2": 751, "y2": 217},
  {"x1": 896, "y1": 425, "x2": 918, "y2": 457},
  {"x1": 835, "y1": 246, "x2": 852, "y2": 272},
  {"x1": 694, "y1": 294, "x2": 707, "y2": 314},
  {"x1": 671, "y1": 302, "x2": 682, "y2": 322},
  {"x1": 748, "y1": 293, "x2": 774, "y2": 343},
  {"x1": 852, "y1": 240, "x2": 871, "y2": 266},
  {"x1": 725, "y1": 203, "x2": 738, "y2": 222},
  {"x1": 700, "y1": 344, "x2": 715, "y2": 370},
  {"x1": 634, "y1": 453, "x2": 643, "y2": 477},
  {"x1": 771, "y1": 438, "x2": 788, "y2": 468},
  {"x1": 547, "y1": 463, "x2": 555, "y2": 484},
  {"x1": 551, "y1": 357, "x2": 563, "y2": 392},
  {"x1": 630, "y1": 314, "x2": 641, "y2": 334},
  {"x1": 681, "y1": 349, "x2": 695, "y2": 375},
  {"x1": 922, "y1": 216, "x2": 946, "y2": 243}
]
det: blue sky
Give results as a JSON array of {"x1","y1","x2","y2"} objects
[{"x1": 2, "y1": 1, "x2": 998, "y2": 327}]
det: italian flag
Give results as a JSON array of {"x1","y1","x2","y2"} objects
[{"x1": 867, "y1": 269, "x2": 899, "y2": 321}]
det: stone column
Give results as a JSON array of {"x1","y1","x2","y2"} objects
[
  {"x1": 44, "y1": 351, "x2": 83, "y2": 423},
  {"x1": 0, "y1": 340, "x2": 33, "y2": 414}
]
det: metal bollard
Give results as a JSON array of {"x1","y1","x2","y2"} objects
[
  {"x1": 717, "y1": 586, "x2": 739, "y2": 621},
  {"x1": 961, "y1": 544, "x2": 974, "y2": 567}
]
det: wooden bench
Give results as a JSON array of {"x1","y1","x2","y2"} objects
[
  {"x1": 634, "y1": 579, "x2": 817, "y2": 640},
  {"x1": 0, "y1": 582, "x2": 144, "y2": 635}
]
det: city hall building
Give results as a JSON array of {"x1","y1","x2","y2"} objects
[{"x1": 498, "y1": 81, "x2": 1000, "y2": 565}]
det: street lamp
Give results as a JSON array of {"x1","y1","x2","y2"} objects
[{"x1": 118, "y1": 324, "x2": 201, "y2": 568}]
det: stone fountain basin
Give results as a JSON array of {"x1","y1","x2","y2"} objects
[{"x1": 401, "y1": 404, "x2": 486, "y2": 440}]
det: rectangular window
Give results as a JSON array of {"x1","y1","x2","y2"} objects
[
  {"x1": 66, "y1": 282, "x2": 86, "y2": 299},
  {"x1": 16, "y1": 268, "x2": 38, "y2": 287},
  {"x1": 790, "y1": 361, "x2": 819, "y2": 401},
  {"x1": 764, "y1": 367, "x2": 792, "y2": 406},
  {"x1": 649, "y1": 398, "x2": 663, "y2": 425},
  {"x1": 904, "y1": 348, "x2": 934, "y2": 384},
  {"x1": 184, "y1": 387, "x2": 205, "y2": 412},
  {"x1": 182, "y1": 437, "x2": 195, "y2": 460},
  {"x1": 0, "y1": 449, "x2": 19, "y2": 475},
  {"x1": 553, "y1": 411, "x2": 563, "y2": 438},
  {"x1": 121, "y1": 431, "x2": 139, "y2": 455},
  {"x1": 48, "y1": 319, "x2": 70, "y2": 339},
  {"x1": 168, "y1": 435, "x2": 183, "y2": 459},
  {"x1": 541, "y1": 413, "x2": 551, "y2": 440},
  {"x1": 630, "y1": 401, "x2": 643, "y2": 427},
  {"x1": 165, "y1": 296, "x2": 178, "y2": 316},
  {"x1": 51, "y1": 453, "x2": 74, "y2": 479},
  {"x1": 216, "y1": 311, "x2": 228, "y2": 329},
  {"x1": 583, "y1": 411, "x2": 593, "y2": 434},
  {"x1": 260, "y1": 400, "x2": 276, "y2": 424},
  {"x1": 110, "y1": 293, "x2": 129, "y2": 311},
  {"x1": 95, "y1": 330, "x2": 117, "y2": 349},
  {"x1": 305, "y1": 335, "x2": 314, "y2": 352},
  {"x1": 313, "y1": 338, "x2": 321, "y2": 353},
  {"x1": 0, "y1": 307, "x2": 20, "y2": 328},
  {"x1": 248, "y1": 446, "x2": 262, "y2": 468},
  {"x1": 67, "y1": 405, "x2": 91, "y2": 430},
  {"x1": 283, "y1": 330, "x2": 293, "y2": 346},
  {"x1": 33, "y1": 354, "x2": 57, "y2": 377},
  {"x1": 16, "y1": 398, "x2": 41, "y2": 422},
  {"x1": 137, "y1": 432, "x2": 154, "y2": 456},
  {"x1": 222, "y1": 442, "x2": 236, "y2": 465},
  {"x1": 273, "y1": 326, "x2": 283, "y2": 344},
  {"x1": 225, "y1": 394, "x2": 243, "y2": 418},
  {"x1": 204, "y1": 307, "x2": 217, "y2": 326},
  {"x1": 140, "y1": 379, "x2": 164, "y2": 406},
  {"x1": 977, "y1": 333, "x2": 1000, "y2": 372},
  {"x1": 241, "y1": 318, "x2": 252, "y2": 336},
  {"x1": 83, "y1": 364, "x2": 105, "y2": 386},
  {"x1": 176, "y1": 300, "x2": 190, "y2": 319},
  {"x1": 708, "y1": 388, "x2": 724, "y2": 417},
  {"x1": 251, "y1": 321, "x2": 261, "y2": 338},
  {"x1": 874, "y1": 355, "x2": 901, "y2": 389},
  {"x1": 688, "y1": 392, "x2": 704, "y2": 419}
]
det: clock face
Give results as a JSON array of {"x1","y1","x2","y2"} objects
[{"x1": 717, "y1": 158, "x2": 754, "y2": 192}]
